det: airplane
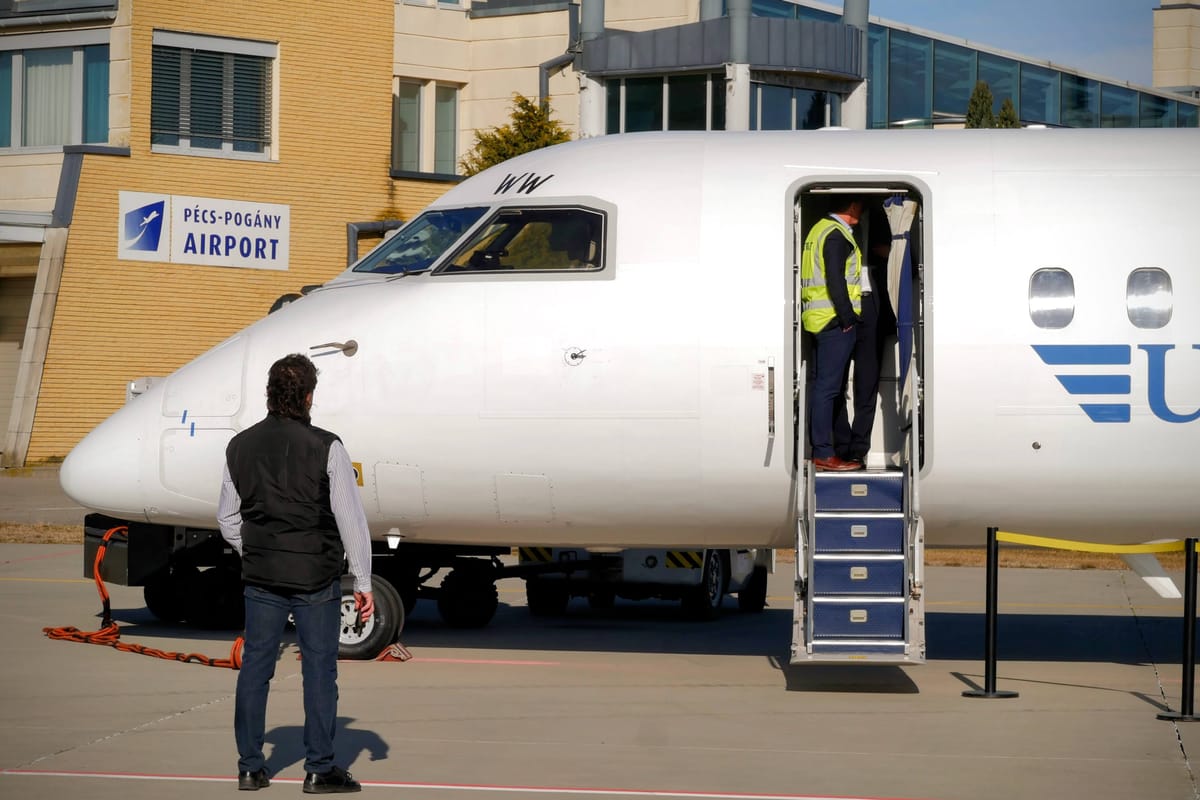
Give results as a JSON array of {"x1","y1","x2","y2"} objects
[{"x1": 59, "y1": 127, "x2": 1200, "y2": 664}]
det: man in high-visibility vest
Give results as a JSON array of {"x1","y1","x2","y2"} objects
[{"x1": 801, "y1": 196, "x2": 866, "y2": 472}]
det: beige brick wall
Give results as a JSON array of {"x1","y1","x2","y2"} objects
[
  {"x1": 25, "y1": 0, "x2": 425, "y2": 462},
  {"x1": 1153, "y1": 6, "x2": 1200, "y2": 89}
]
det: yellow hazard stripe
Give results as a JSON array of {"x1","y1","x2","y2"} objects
[
  {"x1": 518, "y1": 547, "x2": 553, "y2": 563},
  {"x1": 996, "y1": 531, "x2": 1194, "y2": 555},
  {"x1": 665, "y1": 550, "x2": 703, "y2": 569}
]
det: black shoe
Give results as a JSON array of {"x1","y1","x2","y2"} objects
[
  {"x1": 303, "y1": 766, "x2": 361, "y2": 794},
  {"x1": 237, "y1": 769, "x2": 270, "y2": 791}
]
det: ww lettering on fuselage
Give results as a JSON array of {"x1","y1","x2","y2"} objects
[{"x1": 494, "y1": 172, "x2": 555, "y2": 195}]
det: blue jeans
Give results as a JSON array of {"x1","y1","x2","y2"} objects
[
  {"x1": 235, "y1": 580, "x2": 341, "y2": 775},
  {"x1": 809, "y1": 324, "x2": 857, "y2": 459}
]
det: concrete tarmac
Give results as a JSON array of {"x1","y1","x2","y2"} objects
[{"x1": 0, "y1": 469, "x2": 1197, "y2": 799}]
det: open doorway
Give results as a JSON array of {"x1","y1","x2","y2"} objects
[{"x1": 793, "y1": 185, "x2": 924, "y2": 473}]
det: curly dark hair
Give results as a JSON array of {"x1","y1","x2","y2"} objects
[{"x1": 266, "y1": 354, "x2": 318, "y2": 421}]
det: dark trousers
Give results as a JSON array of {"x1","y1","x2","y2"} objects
[
  {"x1": 834, "y1": 290, "x2": 897, "y2": 461},
  {"x1": 809, "y1": 324, "x2": 857, "y2": 460},
  {"x1": 235, "y1": 580, "x2": 341, "y2": 775}
]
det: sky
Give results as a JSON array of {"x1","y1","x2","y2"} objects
[{"x1": 865, "y1": 0, "x2": 1157, "y2": 87}]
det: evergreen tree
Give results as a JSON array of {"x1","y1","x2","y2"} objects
[
  {"x1": 459, "y1": 94, "x2": 572, "y2": 176},
  {"x1": 997, "y1": 97, "x2": 1021, "y2": 128},
  {"x1": 965, "y1": 80, "x2": 995, "y2": 128}
]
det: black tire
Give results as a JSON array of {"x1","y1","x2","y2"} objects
[
  {"x1": 143, "y1": 564, "x2": 196, "y2": 624},
  {"x1": 375, "y1": 559, "x2": 420, "y2": 616},
  {"x1": 437, "y1": 562, "x2": 499, "y2": 628},
  {"x1": 682, "y1": 550, "x2": 726, "y2": 621},
  {"x1": 737, "y1": 564, "x2": 768, "y2": 613},
  {"x1": 587, "y1": 588, "x2": 616, "y2": 611},
  {"x1": 338, "y1": 574, "x2": 401, "y2": 660},
  {"x1": 183, "y1": 566, "x2": 245, "y2": 630},
  {"x1": 526, "y1": 578, "x2": 570, "y2": 617}
]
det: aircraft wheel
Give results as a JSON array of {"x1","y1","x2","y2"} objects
[
  {"x1": 338, "y1": 574, "x2": 402, "y2": 660},
  {"x1": 183, "y1": 566, "x2": 245, "y2": 630},
  {"x1": 682, "y1": 550, "x2": 725, "y2": 621},
  {"x1": 437, "y1": 563, "x2": 499, "y2": 628},
  {"x1": 587, "y1": 588, "x2": 616, "y2": 611},
  {"x1": 143, "y1": 564, "x2": 196, "y2": 623},
  {"x1": 737, "y1": 565, "x2": 768, "y2": 613},
  {"x1": 376, "y1": 560, "x2": 420, "y2": 616},
  {"x1": 526, "y1": 578, "x2": 569, "y2": 616}
]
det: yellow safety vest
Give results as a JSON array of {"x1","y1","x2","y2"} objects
[{"x1": 800, "y1": 216, "x2": 862, "y2": 334}]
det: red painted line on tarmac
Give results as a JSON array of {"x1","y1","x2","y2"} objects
[
  {"x1": 409, "y1": 657, "x2": 562, "y2": 665},
  {"x1": 0, "y1": 768, "x2": 927, "y2": 800}
]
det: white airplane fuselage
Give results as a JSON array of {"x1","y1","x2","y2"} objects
[{"x1": 60, "y1": 129, "x2": 1200, "y2": 549}]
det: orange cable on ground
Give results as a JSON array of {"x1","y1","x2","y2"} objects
[{"x1": 42, "y1": 525, "x2": 244, "y2": 670}]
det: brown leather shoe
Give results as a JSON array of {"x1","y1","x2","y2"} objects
[{"x1": 814, "y1": 456, "x2": 864, "y2": 472}]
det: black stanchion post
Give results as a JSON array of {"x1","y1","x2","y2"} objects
[
  {"x1": 1158, "y1": 538, "x2": 1198, "y2": 722},
  {"x1": 964, "y1": 526, "x2": 1018, "y2": 699}
]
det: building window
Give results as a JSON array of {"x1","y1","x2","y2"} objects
[
  {"x1": 1100, "y1": 84, "x2": 1136, "y2": 128},
  {"x1": 625, "y1": 76, "x2": 664, "y2": 132},
  {"x1": 1029, "y1": 268, "x2": 1075, "y2": 329},
  {"x1": 604, "y1": 74, "x2": 724, "y2": 133},
  {"x1": 1020, "y1": 65, "x2": 1059, "y2": 126},
  {"x1": 866, "y1": 25, "x2": 888, "y2": 129},
  {"x1": 933, "y1": 42, "x2": 975, "y2": 118},
  {"x1": 1060, "y1": 74, "x2": 1098, "y2": 128},
  {"x1": 393, "y1": 82, "x2": 420, "y2": 171},
  {"x1": 1179, "y1": 104, "x2": 1199, "y2": 127},
  {"x1": 151, "y1": 31, "x2": 275, "y2": 159},
  {"x1": 1139, "y1": 94, "x2": 1174, "y2": 128},
  {"x1": 1126, "y1": 268, "x2": 1172, "y2": 329},
  {"x1": 667, "y1": 74, "x2": 708, "y2": 131},
  {"x1": 750, "y1": 83, "x2": 828, "y2": 130},
  {"x1": 392, "y1": 79, "x2": 459, "y2": 176},
  {"x1": 434, "y1": 84, "x2": 457, "y2": 174},
  {"x1": 978, "y1": 53, "x2": 1018, "y2": 117},
  {"x1": 1, "y1": 34, "x2": 109, "y2": 149},
  {"x1": 888, "y1": 30, "x2": 933, "y2": 125},
  {"x1": 604, "y1": 74, "x2": 725, "y2": 133}
]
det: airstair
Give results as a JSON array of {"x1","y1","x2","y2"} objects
[{"x1": 790, "y1": 414, "x2": 925, "y2": 664}]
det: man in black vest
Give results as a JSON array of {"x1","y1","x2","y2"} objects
[{"x1": 218, "y1": 354, "x2": 374, "y2": 793}]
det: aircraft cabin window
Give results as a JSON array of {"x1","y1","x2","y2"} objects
[
  {"x1": 1028, "y1": 268, "x2": 1075, "y2": 329},
  {"x1": 352, "y1": 206, "x2": 487, "y2": 274},
  {"x1": 1126, "y1": 268, "x2": 1172, "y2": 329},
  {"x1": 438, "y1": 207, "x2": 605, "y2": 274}
]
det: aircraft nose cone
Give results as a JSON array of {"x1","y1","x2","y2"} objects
[{"x1": 59, "y1": 402, "x2": 148, "y2": 521}]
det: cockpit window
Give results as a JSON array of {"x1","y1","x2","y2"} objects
[
  {"x1": 352, "y1": 207, "x2": 487, "y2": 274},
  {"x1": 437, "y1": 207, "x2": 605, "y2": 274}
]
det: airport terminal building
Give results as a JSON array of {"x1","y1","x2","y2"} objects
[{"x1": 2, "y1": 0, "x2": 1198, "y2": 467}]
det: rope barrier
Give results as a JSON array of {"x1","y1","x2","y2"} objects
[
  {"x1": 965, "y1": 526, "x2": 1200, "y2": 721},
  {"x1": 995, "y1": 531, "x2": 1191, "y2": 555},
  {"x1": 43, "y1": 525, "x2": 244, "y2": 670}
]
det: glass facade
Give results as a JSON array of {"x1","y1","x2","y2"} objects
[{"x1": 747, "y1": 0, "x2": 1199, "y2": 128}]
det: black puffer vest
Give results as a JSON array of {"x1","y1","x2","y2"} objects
[{"x1": 226, "y1": 414, "x2": 344, "y2": 592}]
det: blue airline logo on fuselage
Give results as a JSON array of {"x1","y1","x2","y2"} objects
[{"x1": 1033, "y1": 344, "x2": 1200, "y2": 423}]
